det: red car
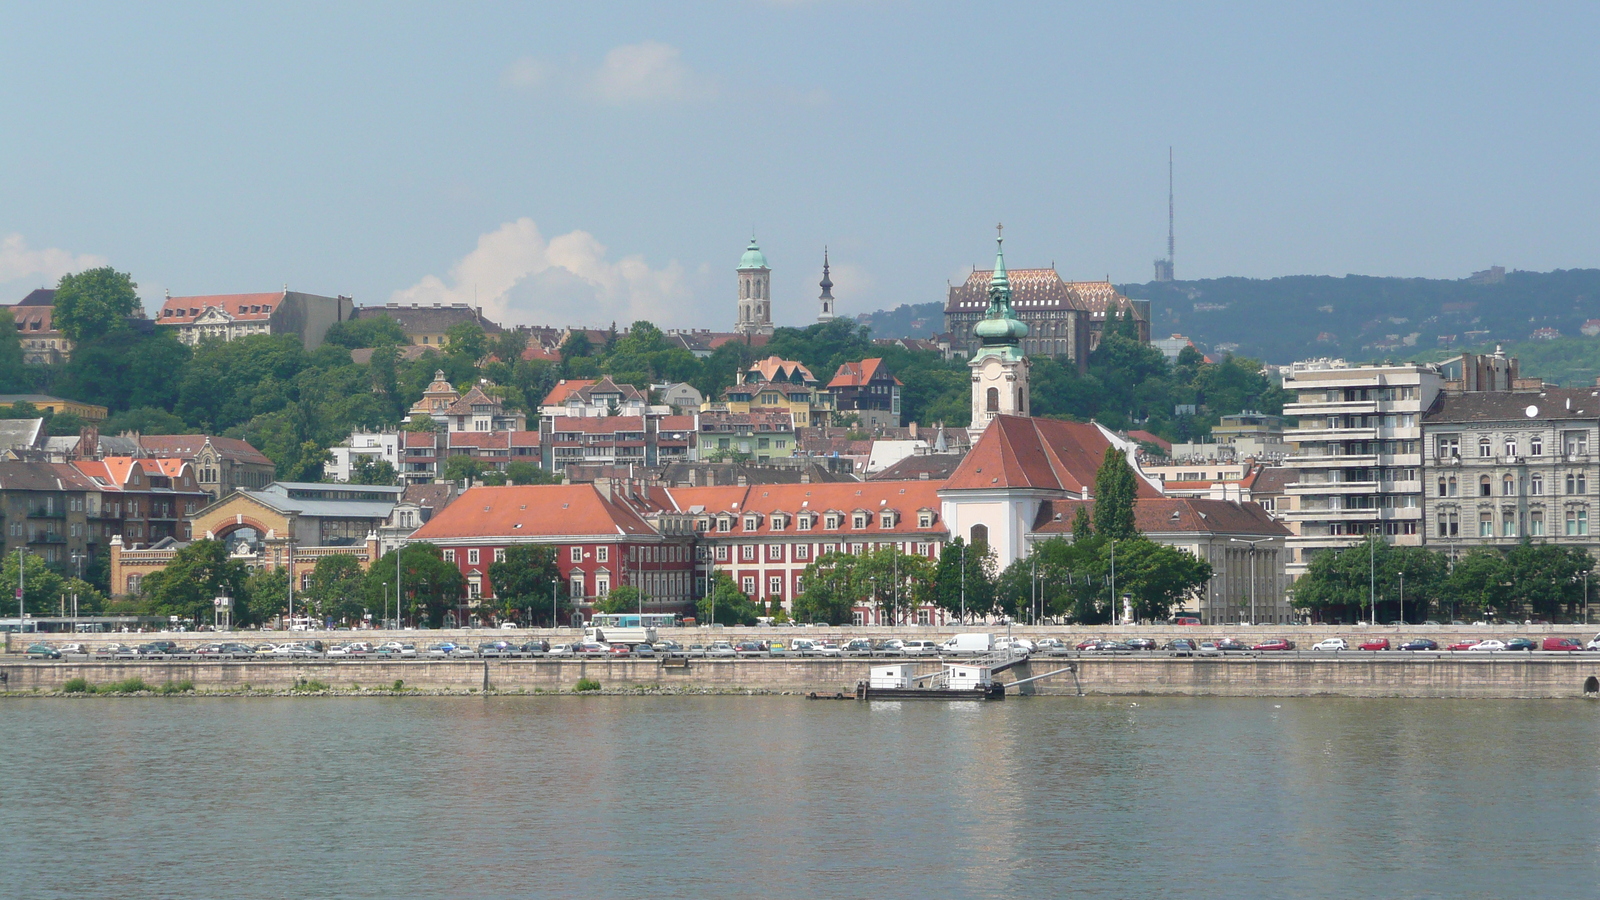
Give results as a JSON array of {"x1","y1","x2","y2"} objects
[
  {"x1": 1446, "y1": 640, "x2": 1480, "y2": 651},
  {"x1": 1253, "y1": 638, "x2": 1295, "y2": 651},
  {"x1": 1542, "y1": 637, "x2": 1584, "y2": 652},
  {"x1": 1358, "y1": 638, "x2": 1391, "y2": 651},
  {"x1": 1075, "y1": 638, "x2": 1100, "y2": 651}
]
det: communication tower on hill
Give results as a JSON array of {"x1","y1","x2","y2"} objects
[{"x1": 1153, "y1": 148, "x2": 1175, "y2": 282}]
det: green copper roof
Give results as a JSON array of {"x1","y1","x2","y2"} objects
[
  {"x1": 739, "y1": 238, "x2": 768, "y2": 270},
  {"x1": 973, "y1": 232, "x2": 1028, "y2": 349}
]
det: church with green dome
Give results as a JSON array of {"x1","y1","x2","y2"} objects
[
  {"x1": 968, "y1": 226, "x2": 1032, "y2": 438},
  {"x1": 735, "y1": 237, "x2": 774, "y2": 337}
]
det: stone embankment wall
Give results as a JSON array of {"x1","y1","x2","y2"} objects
[{"x1": 5, "y1": 656, "x2": 1600, "y2": 699}]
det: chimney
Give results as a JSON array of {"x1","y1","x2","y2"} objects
[
  {"x1": 737, "y1": 475, "x2": 747, "y2": 487},
  {"x1": 908, "y1": 421, "x2": 918, "y2": 439},
  {"x1": 594, "y1": 476, "x2": 612, "y2": 502}
]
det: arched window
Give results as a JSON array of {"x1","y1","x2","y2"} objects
[
  {"x1": 1017, "y1": 387, "x2": 1025, "y2": 414},
  {"x1": 969, "y1": 524, "x2": 988, "y2": 548},
  {"x1": 1479, "y1": 475, "x2": 1492, "y2": 497},
  {"x1": 1479, "y1": 438, "x2": 1492, "y2": 458},
  {"x1": 1437, "y1": 477, "x2": 1447, "y2": 497},
  {"x1": 986, "y1": 387, "x2": 999, "y2": 412},
  {"x1": 1505, "y1": 439, "x2": 1517, "y2": 457},
  {"x1": 1448, "y1": 476, "x2": 1458, "y2": 497},
  {"x1": 1503, "y1": 475, "x2": 1516, "y2": 496}
]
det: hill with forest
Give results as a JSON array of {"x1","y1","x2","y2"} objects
[{"x1": 856, "y1": 268, "x2": 1600, "y2": 366}]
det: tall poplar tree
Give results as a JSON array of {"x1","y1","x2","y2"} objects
[{"x1": 1093, "y1": 447, "x2": 1140, "y2": 540}]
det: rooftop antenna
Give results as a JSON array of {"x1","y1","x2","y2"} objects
[{"x1": 1167, "y1": 146, "x2": 1175, "y2": 275}]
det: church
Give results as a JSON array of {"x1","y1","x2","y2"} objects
[{"x1": 731, "y1": 238, "x2": 842, "y2": 336}]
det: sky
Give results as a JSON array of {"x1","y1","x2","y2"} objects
[{"x1": 2, "y1": 1, "x2": 1598, "y2": 331}]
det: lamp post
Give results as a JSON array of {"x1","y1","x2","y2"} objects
[
  {"x1": 1230, "y1": 538, "x2": 1273, "y2": 626},
  {"x1": 16, "y1": 546, "x2": 27, "y2": 622},
  {"x1": 552, "y1": 577, "x2": 559, "y2": 629},
  {"x1": 959, "y1": 542, "x2": 966, "y2": 625},
  {"x1": 1398, "y1": 569, "x2": 1406, "y2": 626}
]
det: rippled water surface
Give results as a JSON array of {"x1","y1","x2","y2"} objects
[{"x1": 4, "y1": 696, "x2": 1599, "y2": 899}]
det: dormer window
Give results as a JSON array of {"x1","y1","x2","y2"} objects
[
  {"x1": 797, "y1": 514, "x2": 813, "y2": 532},
  {"x1": 879, "y1": 511, "x2": 897, "y2": 529},
  {"x1": 852, "y1": 512, "x2": 869, "y2": 529},
  {"x1": 771, "y1": 514, "x2": 786, "y2": 532},
  {"x1": 824, "y1": 514, "x2": 841, "y2": 530},
  {"x1": 918, "y1": 511, "x2": 934, "y2": 528},
  {"x1": 716, "y1": 516, "x2": 732, "y2": 533},
  {"x1": 743, "y1": 515, "x2": 759, "y2": 532}
]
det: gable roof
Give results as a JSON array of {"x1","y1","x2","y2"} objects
[
  {"x1": 1424, "y1": 388, "x2": 1600, "y2": 424},
  {"x1": 1031, "y1": 497, "x2": 1289, "y2": 538},
  {"x1": 827, "y1": 358, "x2": 901, "y2": 389},
  {"x1": 664, "y1": 481, "x2": 947, "y2": 536},
  {"x1": 943, "y1": 415, "x2": 1162, "y2": 496},
  {"x1": 137, "y1": 435, "x2": 275, "y2": 468},
  {"x1": 746, "y1": 356, "x2": 817, "y2": 384},
  {"x1": 409, "y1": 483, "x2": 659, "y2": 541},
  {"x1": 16, "y1": 289, "x2": 56, "y2": 307},
  {"x1": 159, "y1": 291, "x2": 285, "y2": 323}
]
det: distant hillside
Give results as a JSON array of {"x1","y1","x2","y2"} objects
[{"x1": 856, "y1": 269, "x2": 1600, "y2": 365}]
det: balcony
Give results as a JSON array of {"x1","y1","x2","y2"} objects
[
  {"x1": 1285, "y1": 480, "x2": 1379, "y2": 495},
  {"x1": 28, "y1": 532, "x2": 68, "y2": 544},
  {"x1": 1282, "y1": 400, "x2": 1378, "y2": 416},
  {"x1": 26, "y1": 507, "x2": 66, "y2": 519},
  {"x1": 1286, "y1": 506, "x2": 1380, "y2": 521},
  {"x1": 1289, "y1": 426, "x2": 1379, "y2": 442},
  {"x1": 1288, "y1": 453, "x2": 1379, "y2": 468}
]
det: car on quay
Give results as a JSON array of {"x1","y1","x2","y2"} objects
[
  {"x1": 1165, "y1": 638, "x2": 1198, "y2": 657},
  {"x1": 425, "y1": 642, "x2": 460, "y2": 658},
  {"x1": 1399, "y1": 639, "x2": 1439, "y2": 651},
  {"x1": 1468, "y1": 640, "x2": 1507, "y2": 652},
  {"x1": 477, "y1": 641, "x2": 517, "y2": 658},
  {"x1": 1216, "y1": 638, "x2": 1251, "y2": 652},
  {"x1": 1447, "y1": 639, "x2": 1481, "y2": 651},
  {"x1": 1505, "y1": 637, "x2": 1538, "y2": 652},
  {"x1": 1253, "y1": 638, "x2": 1295, "y2": 651},
  {"x1": 705, "y1": 641, "x2": 736, "y2": 659},
  {"x1": 520, "y1": 639, "x2": 551, "y2": 655},
  {"x1": 813, "y1": 641, "x2": 842, "y2": 657},
  {"x1": 1312, "y1": 638, "x2": 1348, "y2": 652},
  {"x1": 25, "y1": 643, "x2": 61, "y2": 659},
  {"x1": 271, "y1": 643, "x2": 318, "y2": 658},
  {"x1": 789, "y1": 638, "x2": 821, "y2": 656},
  {"x1": 841, "y1": 639, "x2": 874, "y2": 656},
  {"x1": 1542, "y1": 637, "x2": 1584, "y2": 652},
  {"x1": 1358, "y1": 638, "x2": 1391, "y2": 651},
  {"x1": 1092, "y1": 640, "x2": 1132, "y2": 653},
  {"x1": 375, "y1": 642, "x2": 417, "y2": 658},
  {"x1": 573, "y1": 642, "x2": 609, "y2": 655},
  {"x1": 734, "y1": 641, "x2": 769, "y2": 656},
  {"x1": 1125, "y1": 638, "x2": 1158, "y2": 651},
  {"x1": 1075, "y1": 638, "x2": 1102, "y2": 651},
  {"x1": 1196, "y1": 641, "x2": 1224, "y2": 658},
  {"x1": 682, "y1": 644, "x2": 708, "y2": 658},
  {"x1": 631, "y1": 642, "x2": 656, "y2": 656},
  {"x1": 902, "y1": 640, "x2": 940, "y2": 656},
  {"x1": 58, "y1": 642, "x2": 90, "y2": 657},
  {"x1": 546, "y1": 642, "x2": 578, "y2": 657}
]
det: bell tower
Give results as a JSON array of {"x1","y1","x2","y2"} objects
[
  {"x1": 736, "y1": 237, "x2": 773, "y2": 336},
  {"x1": 968, "y1": 224, "x2": 1030, "y2": 439},
  {"x1": 817, "y1": 248, "x2": 836, "y2": 323}
]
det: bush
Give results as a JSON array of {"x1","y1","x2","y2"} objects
[
  {"x1": 392, "y1": 679, "x2": 405, "y2": 692},
  {"x1": 62, "y1": 677, "x2": 90, "y2": 694},
  {"x1": 290, "y1": 678, "x2": 329, "y2": 693},
  {"x1": 99, "y1": 677, "x2": 149, "y2": 694},
  {"x1": 575, "y1": 677, "x2": 601, "y2": 692},
  {"x1": 158, "y1": 680, "x2": 195, "y2": 695}
]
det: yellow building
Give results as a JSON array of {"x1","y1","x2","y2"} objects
[
  {"x1": 704, "y1": 356, "x2": 835, "y2": 427},
  {"x1": 0, "y1": 394, "x2": 108, "y2": 421}
]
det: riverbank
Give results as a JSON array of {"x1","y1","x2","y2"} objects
[{"x1": 7, "y1": 654, "x2": 1600, "y2": 699}]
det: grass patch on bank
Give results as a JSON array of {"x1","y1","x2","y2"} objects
[{"x1": 575, "y1": 677, "x2": 602, "y2": 692}]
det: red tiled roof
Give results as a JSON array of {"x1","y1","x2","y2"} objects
[
  {"x1": 746, "y1": 356, "x2": 816, "y2": 384},
  {"x1": 827, "y1": 358, "x2": 901, "y2": 389},
  {"x1": 548, "y1": 416, "x2": 651, "y2": 435},
  {"x1": 1031, "y1": 497, "x2": 1289, "y2": 537},
  {"x1": 943, "y1": 416, "x2": 1162, "y2": 496},
  {"x1": 409, "y1": 483, "x2": 658, "y2": 541},
  {"x1": 159, "y1": 291, "x2": 284, "y2": 322},
  {"x1": 1126, "y1": 430, "x2": 1172, "y2": 454},
  {"x1": 664, "y1": 481, "x2": 946, "y2": 537},
  {"x1": 542, "y1": 379, "x2": 596, "y2": 405},
  {"x1": 137, "y1": 435, "x2": 274, "y2": 468}
]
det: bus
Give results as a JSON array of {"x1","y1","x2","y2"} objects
[{"x1": 585, "y1": 613, "x2": 678, "y2": 646}]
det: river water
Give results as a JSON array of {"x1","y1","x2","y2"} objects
[{"x1": 3, "y1": 696, "x2": 1598, "y2": 899}]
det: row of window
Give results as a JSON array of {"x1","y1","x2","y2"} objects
[
  {"x1": 1436, "y1": 508, "x2": 1589, "y2": 537},
  {"x1": 1439, "y1": 472, "x2": 1587, "y2": 497},
  {"x1": 712, "y1": 509, "x2": 933, "y2": 533},
  {"x1": 712, "y1": 541, "x2": 935, "y2": 562},
  {"x1": 1436, "y1": 432, "x2": 1589, "y2": 459}
]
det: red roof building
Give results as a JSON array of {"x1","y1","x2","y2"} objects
[
  {"x1": 156, "y1": 290, "x2": 353, "y2": 350},
  {"x1": 827, "y1": 358, "x2": 903, "y2": 428}
]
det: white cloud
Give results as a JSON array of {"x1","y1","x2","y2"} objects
[
  {"x1": 0, "y1": 233, "x2": 107, "y2": 294},
  {"x1": 502, "y1": 41, "x2": 716, "y2": 105},
  {"x1": 393, "y1": 218, "x2": 695, "y2": 328}
]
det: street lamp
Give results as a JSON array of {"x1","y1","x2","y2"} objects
[
  {"x1": 1230, "y1": 537, "x2": 1273, "y2": 626},
  {"x1": 959, "y1": 542, "x2": 966, "y2": 625}
]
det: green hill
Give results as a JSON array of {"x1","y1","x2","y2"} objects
[{"x1": 856, "y1": 269, "x2": 1600, "y2": 367}]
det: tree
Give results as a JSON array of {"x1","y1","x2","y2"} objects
[
  {"x1": 445, "y1": 322, "x2": 488, "y2": 361},
  {"x1": 140, "y1": 540, "x2": 250, "y2": 626},
  {"x1": 1503, "y1": 542, "x2": 1592, "y2": 621},
  {"x1": 104, "y1": 406, "x2": 189, "y2": 435},
  {"x1": 52, "y1": 266, "x2": 140, "y2": 344},
  {"x1": 697, "y1": 572, "x2": 759, "y2": 626},
  {"x1": 505, "y1": 460, "x2": 559, "y2": 485},
  {"x1": 442, "y1": 454, "x2": 485, "y2": 487},
  {"x1": 349, "y1": 455, "x2": 398, "y2": 486},
  {"x1": 323, "y1": 316, "x2": 407, "y2": 349},
  {"x1": 0, "y1": 551, "x2": 65, "y2": 617},
  {"x1": 1444, "y1": 549, "x2": 1509, "y2": 621},
  {"x1": 1093, "y1": 447, "x2": 1140, "y2": 540},
  {"x1": 304, "y1": 554, "x2": 368, "y2": 623},
  {"x1": 403, "y1": 414, "x2": 438, "y2": 433},
  {"x1": 486, "y1": 544, "x2": 566, "y2": 625},
  {"x1": 793, "y1": 553, "x2": 858, "y2": 625},
  {"x1": 1069, "y1": 506, "x2": 1094, "y2": 542},
  {"x1": 1107, "y1": 536, "x2": 1213, "y2": 623},
  {"x1": 241, "y1": 566, "x2": 290, "y2": 626},
  {"x1": 596, "y1": 585, "x2": 644, "y2": 615},
  {"x1": 363, "y1": 542, "x2": 466, "y2": 628},
  {"x1": 0, "y1": 309, "x2": 27, "y2": 392}
]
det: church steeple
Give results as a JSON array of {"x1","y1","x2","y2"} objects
[
  {"x1": 967, "y1": 224, "x2": 1031, "y2": 438},
  {"x1": 735, "y1": 236, "x2": 774, "y2": 336},
  {"x1": 817, "y1": 247, "x2": 836, "y2": 323}
]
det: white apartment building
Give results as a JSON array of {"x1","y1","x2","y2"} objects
[
  {"x1": 1281, "y1": 360, "x2": 1441, "y2": 577},
  {"x1": 324, "y1": 432, "x2": 401, "y2": 483}
]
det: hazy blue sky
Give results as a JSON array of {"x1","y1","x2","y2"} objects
[{"x1": 3, "y1": 1, "x2": 1597, "y2": 330}]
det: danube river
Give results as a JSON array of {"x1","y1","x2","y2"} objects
[{"x1": 4, "y1": 696, "x2": 1598, "y2": 899}]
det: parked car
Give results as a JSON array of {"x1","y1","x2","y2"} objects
[
  {"x1": 576, "y1": 642, "x2": 610, "y2": 655},
  {"x1": 682, "y1": 644, "x2": 708, "y2": 658},
  {"x1": 546, "y1": 642, "x2": 578, "y2": 657},
  {"x1": 1358, "y1": 638, "x2": 1391, "y2": 651},
  {"x1": 813, "y1": 641, "x2": 842, "y2": 657},
  {"x1": 650, "y1": 640, "x2": 681, "y2": 655},
  {"x1": 476, "y1": 641, "x2": 517, "y2": 658},
  {"x1": 1398, "y1": 639, "x2": 1439, "y2": 651},
  {"x1": 1312, "y1": 638, "x2": 1348, "y2": 651},
  {"x1": 705, "y1": 641, "x2": 736, "y2": 658},
  {"x1": 57, "y1": 642, "x2": 90, "y2": 656},
  {"x1": 1093, "y1": 640, "x2": 1132, "y2": 653},
  {"x1": 1467, "y1": 639, "x2": 1507, "y2": 652},
  {"x1": 520, "y1": 639, "x2": 551, "y2": 655},
  {"x1": 1033, "y1": 638, "x2": 1066, "y2": 652},
  {"x1": 841, "y1": 639, "x2": 874, "y2": 656},
  {"x1": 902, "y1": 640, "x2": 940, "y2": 656},
  {"x1": 1125, "y1": 638, "x2": 1158, "y2": 651},
  {"x1": 1165, "y1": 638, "x2": 1197, "y2": 657},
  {"x1": 1505, "y1": 637, "x2": 1537, "y2": 652},
  {"x1": 375, "y1": 642, "x2": 417, "y2": 658},
  {"x1": 1075, "y1": 638, "x2": 1102, "y2": 651},
  {"x1": 735, "y1": 641, "x2": 769, "y2": 656},
  {"x1": 1447, "y1": 639, "x2": 1481, "y2": 651},
  {"x1": 1253, "y1": 638, "x2": 1295, "y2": 651},
  {"x1": 1216, "y1": 638, "x2": 1251, "y2": 652},
  {"x1": 1542, "y1": 637, "x2": 1584, "y2": 652},
  {"x1": 1196, "y1": 641, "x2": 1223, "y2": 658},
  {"x1": 631, "y1": 643, "x2": 656, "y2": 656},
  {"x1": 424, "y1": 642, "x2": 459, "y2": 658},
  {"x1": 25, "y1": 643, "x2": 61, "y2": 659},
  {"x1": 789, "y1": 639, "x2": 820, "y2": 656}
]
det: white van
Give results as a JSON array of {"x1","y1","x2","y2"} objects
[{"x1": 938, "y1": 633, "x2": 995, "y2": 655}]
